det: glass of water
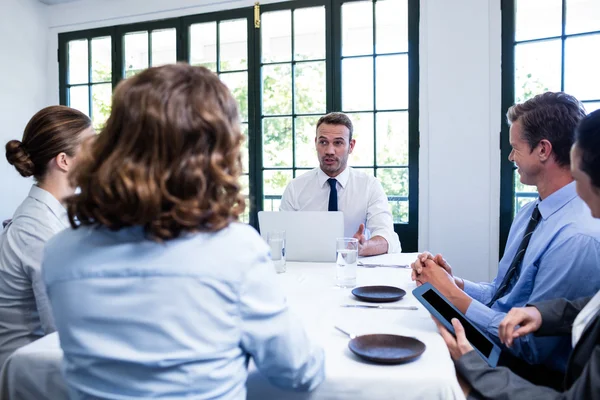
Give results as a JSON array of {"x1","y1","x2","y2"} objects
[
  {"x1": 336, "y1": 237, "x2": 358, "y2": 288},
  {"x1": 267, "y1": 231, "x2": 286, "y2": 273}
]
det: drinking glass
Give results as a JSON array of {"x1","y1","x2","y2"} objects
[
  {"x1": 267, "y1": 230, "x2": 286, "y2": 273},
  {"x1": 336, "y1": 237, "x2": 358, "y2": 287}
]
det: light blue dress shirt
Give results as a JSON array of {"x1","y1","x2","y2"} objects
[
  {"x1": 43, "y1": 223, "x2": 324, "y2": 400},
  {"x1": 0, "y1": 185, "x2": 67, "y2": 367},
  {"x1": 463, "y1": 182, "x2": 600, "y2": 372}
]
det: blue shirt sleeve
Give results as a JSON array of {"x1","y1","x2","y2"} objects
[
  {"x1": 466, "y1": 234, "x2": 600, "y2": 366},
  {"x1": 463, "y1": 280, "x2": 496, "y2": 305},
  {"x1": 238, "y1": 253, "x2": 325, "y2": 391}
]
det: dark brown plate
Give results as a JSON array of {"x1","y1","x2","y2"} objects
[
  {"x1": 348, "y1": 334, "x2": 426, "y2": 364},
  {"x1": 351, "y1": 286, "x2": 406, "y2": 303}
]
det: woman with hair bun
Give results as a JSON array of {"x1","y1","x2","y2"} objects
[{"x1": 0, "y1": 106, "x2": 93, "y2": 367}]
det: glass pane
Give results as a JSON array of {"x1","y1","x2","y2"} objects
[
  {"x1": 347, "y1": 112, "x2": 374, "y2": 167},
  {"x1": 68, "y1": 39, "x2": 88, "y2": 85},
  {"x1": 514, "y1": 168, "x2": 537, "y2": 216},
  {"x1": 263, "y1": 117, "x2": 293, "y2": 167},
  {"x1": 376, "y1": 0, "x2": 408, "y2": 53},
  {"x1": 295, "y1": 116, "x2": 319, "y2": 168},
  {"x1": 69, "y1": 86, "x2": 89, "y2": 116},
  {"x1": 566, "y1": 0, "x2": 600, "y2": 35},
  {"x1": 376, "y1": 54, "x2": 408, "y2": 110},
  {"x1": 377, "y1": 168, "x2": 408, "y2": 223},
  {"x1": 263, "y1": 170, "x2": 293, "y2": 211},
  {"x1": 584, "y1": 101, "x2": 600, "y2": 114},
  {"x1": 515, "y1": 0, "x2": 561, "y2": 41},
  {"x1": 262, "y1": 11, "x2": 292, "y2": 63},
  {"x1": 342, "y1": 57, "x2": 374, "y2": 111},
  {"x1": 220, "y1": 72, "x2": 248, "y2": 122},
  {"x1": 151, "y1": 29, "x2": 176, "y2": 67},
  {"x1": 355, "y1": 167, "x2": 375, "y2": 176},
  {"x1": 220, "y1": 19, "x2": 247, "y2": 71},
  {"x1": 514, "y1": 169, "x2": 537, "y2": 196},
  {"x1": 294, "y1": 7, "x2": 325, "y2": 60},
  {"x1": 241, "y1": 123, "x2": 249, "y2": 174},
  {"x1": 91, "y1": 84, "x2": 112, "y2": 130},
  {"x1": 342, "y1": 1, "x2": 373, "y2": 56},
  {"x1": 262, "y1": 64, "x2": 292, "y2": 115},
  {"x1": 514, "y1": 40, "x2": 561, "y2": 103},
  {"x1": 376, "y1": 112, "x2": 408, "y2": 166},
  {"x1": 294, "y1": 62, "x2": 326, "y2": 114},
  {"x1": 91, "y1": 37, "x2": 111, "y2": 83},
  {"x1": 564, "y1": 34, "x2": 600, "y2": 101},
  {"x1": 124, "y1": 31, "x2": 148, "y2": 78},
  {"x1": 189, "y1": 22, "x2": 217, "y2": 71}
]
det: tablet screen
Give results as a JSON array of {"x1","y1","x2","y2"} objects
[{"x1": 422, "y1": 288, "x2": 493, "y2": 357}]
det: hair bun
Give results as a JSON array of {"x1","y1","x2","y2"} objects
[{"x1": 5, "y1": 140, "x2": 35, "y2": 177}]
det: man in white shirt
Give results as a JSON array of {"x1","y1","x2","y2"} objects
[{"x1": 280, "y1": 112, "x2": 401, "y2": 256}]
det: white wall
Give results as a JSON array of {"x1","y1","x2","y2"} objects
[
  {"x1": 418, "y1": 0, "x2": 501, "y2": 282},
  {"x1": 41, "y1": 0, "x2": 502, "y2": 282},
  {"x1": 0, "y1": 0, "x2": 50, "y2": 220}
]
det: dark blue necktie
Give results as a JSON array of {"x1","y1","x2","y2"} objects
[
  {"x1": 327, "y1": 178, "x2": 338, "y2": 212},
  {"x1": 487, "y1": 204, "x2": 541, "y2": 307}
]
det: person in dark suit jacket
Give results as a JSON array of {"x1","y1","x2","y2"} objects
[{"x1": 436, "y1": 109, "x2": 600, "y2": 399}]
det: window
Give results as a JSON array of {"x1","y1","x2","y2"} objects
[
  {"x1": 500, "y1": 0, "x2": 600, "y2": 255},
  {"x1": 58, "y1": 0, "x2": 420, "y2": 250}
]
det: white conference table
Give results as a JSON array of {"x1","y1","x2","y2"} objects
[{"x1": 0, "y1": 253, "x2": 464, "y2": 400}]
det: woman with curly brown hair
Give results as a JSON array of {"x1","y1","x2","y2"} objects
[
  {"x1": 0, "y1": 106, "x2": 92, "y2": 368},
  {"x1": 41, "y1": 63, "x2": 324, "y2": 399}
]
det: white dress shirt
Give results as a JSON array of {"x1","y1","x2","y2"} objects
[
  {"x1": 0, "y1": 185, "x2": 68, "y2": 367},
  {"x1": 280, "y1": 167, "x2": 401, "y2": 253},
  {"x1": 572, "y1": 290, "x2": 600, "y2": 347},
  {"x1": 43, "y1": 223, "x2": 324, "y2": 399}
]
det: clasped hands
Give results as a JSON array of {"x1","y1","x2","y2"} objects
[{"x1": 412, "y1": 252, "x2": 543, "y2": 361}]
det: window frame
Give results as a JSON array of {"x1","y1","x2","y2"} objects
[
  {"x1": 57, "y1": 0, "x2": 420, "y2": 251},
  {"x1": 500, "y1": 0, "x2": 600, "y2": 256}
]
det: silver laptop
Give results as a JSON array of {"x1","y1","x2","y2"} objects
[{"x1": 258, "y1": 211, "x2": 344, "y2": 262}]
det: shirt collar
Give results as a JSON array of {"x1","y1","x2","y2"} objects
[
  {"x1": 317, "y1": 166, "x2": 350, "y2": 189},
  {"x1": 537, "y1": 181, "x2": 578, "y2": 220},
  {"x1": 27, "y1": 185, "x2": 69, "y2": 226}
]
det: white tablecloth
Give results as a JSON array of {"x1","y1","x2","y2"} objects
[{"x1": 0, "y1": 253, "x2": 464, "y2": 400}]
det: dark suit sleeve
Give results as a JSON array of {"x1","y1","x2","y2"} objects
[
  {"x1": 457, "y1": 346, "x2": 600, "y2": 400},
  {"x1": 530, "y1": 297, "x2": 592, "y2": 336}
]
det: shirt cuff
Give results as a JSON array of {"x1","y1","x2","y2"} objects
[{"x1": 465, "y1": 299, "x2": 495, "y2": 331}]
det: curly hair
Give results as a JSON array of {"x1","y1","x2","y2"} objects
[
  {"x1": 66, "y1": 64, "x2": 245, "y2": 241},
  {"x1": 506, "y1": 92, "x2": 586, "y2": 167}
]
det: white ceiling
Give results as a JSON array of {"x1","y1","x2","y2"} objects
[{"x1": 37, "y1": 0, "x2": 83, "y2": 5}]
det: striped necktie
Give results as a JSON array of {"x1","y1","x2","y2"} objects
[{"x1": 487, "y1": 204, "x2": 541, "y2": 307}]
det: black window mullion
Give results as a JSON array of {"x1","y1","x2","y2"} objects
[
  {"x1": 148, "y1": 30, "x2": 153, "y2": 67},
  {"x1": 403, "y1": 0, "x2": 420, "y2": 251},
  {"x1": 372, "y1": 0, "x2": 377, "y2": 173},
  {"x1": 251, "y1": 7, "x2": 264, "y2": 223},
  {"x1": 560, "y1": 0, "x2": 566, "y2": 91},
  {"x1": 113, "y1": 27, "x2": 123, "y2": 87},
  {"x1": 291, "y1": 10, "x2": 297, "y2": 178},
  {"x1": 216, "y1": 22, "x2": 221, "y2": 74},
  {"x1": 176, "y1": 18, "x2": 186, "y2": 62},
  {"x1": 499, "y1": 0, "x2": 516, "y2": 257},
  {"x1": 87, "y1": 38, "x2": 93, "y2": 118},
  {"x1": 325, "y1": 0, "x2": 334, "y2": 112}
]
